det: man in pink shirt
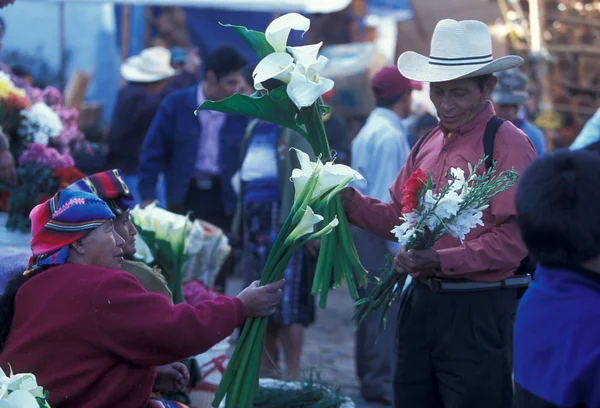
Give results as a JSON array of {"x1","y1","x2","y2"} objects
[{"x1": 342, "y1": 20, "x2": 536, "y2": 408}]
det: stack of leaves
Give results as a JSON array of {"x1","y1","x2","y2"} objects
[
  {"x1": 129, "y1": 203, "x2": 189, "y2": 303},
  {"x1": 251, "y1": 372, "x2": 352, "y2": 408}
]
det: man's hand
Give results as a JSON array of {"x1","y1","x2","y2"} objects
[
  {"x1": 153, "y1": 362, "x2": 190, "y2": 393},
  {"x1": 394, "y1": 246, "x2": 441, "y2": 276},
  {"x1": 237, "y1": 279, "x2": 285, "y2": 318},
  {"x1": 0, "y1": 150, "x2": 17, "y2": 186},
  {"x1": 339, "y1": 187, "x2": 355, "y2": 213}
]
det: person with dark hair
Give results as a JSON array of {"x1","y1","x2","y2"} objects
[
  {"x1": 162, "y1": 47, "x2": 202, "y2": 97},
  {"x1": 409, "y1": 112, "x2": 439, "y2": 148},
  {"x1": 492, "y1": 68, "x2": 546, "y2": 156},
  {"x1": 350, "y1": 65, "x2": 414, "y2": 405},
  {"x1": 340, "y1": 19, "x2": 536, "y2": 407},
  {"x1": 513, "y1": 149, "x2": 600, "y2": 407},
  {"x1": 138, "y1": 45, "x2": 248, "y2": 293},
  {"x1": 10, "y1": 65, "x2": 33, "y2": 86},
  {"x1": 0, "y1": 189, "x2": 284, "y2": 407},
  {"x1": 106, "y1": 47, "x2": 175, "y2": 205}
]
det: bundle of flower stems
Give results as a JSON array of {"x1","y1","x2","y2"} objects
[{"x1": 213, "y1": 153, "x2": 365, "y2": 407}]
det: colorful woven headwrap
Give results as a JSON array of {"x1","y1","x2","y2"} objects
[
  {"x1": 26, "y1": 190, "x2": 116, "y2": 274},
  {"x1": 65, "y1": 169, "x2": 134, "y2": 216}
]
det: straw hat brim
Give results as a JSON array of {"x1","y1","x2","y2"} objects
[
  {"x1": 397, "y1": 51, "x2": 523, "y2": 83},
  {"x1": 120, "y1": 57, "x2": 176, "y2": 83}
]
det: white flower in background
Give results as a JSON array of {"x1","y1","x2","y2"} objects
[
  {"x1": 252, "y1": 13, "x2": 335, "y2": 109},
  {"x1": 286, "y1": 206, "x2": 323, "y2": 243},
  {"x1": 19, "y1": 102, "x2": 63, "y2": 146},
  {"x1": 264, "y1": 13, "x2": 310, "y2": 53},
  {"x1": 290, "y1": 148, "x2": 364, "y2": 202},
  {"x1": 133, "y1": 235, "x2": 155, "y2": 264}
]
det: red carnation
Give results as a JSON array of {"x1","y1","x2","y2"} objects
[{"x1": 399, "y1": 168, "x2": 428, "y2": 214}]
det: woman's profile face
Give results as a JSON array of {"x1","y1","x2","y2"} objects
[
  {"x1": 114, "y1": 210, "x2": 137, "y2": 257},
  {"x1": 79, "y1": 220, "x2": 125, "y2": 270}
]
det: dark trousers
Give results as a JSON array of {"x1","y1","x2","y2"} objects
[
  {"x1": 169, "y1": 182, "x2": 233, "y2": 293},
  {"x1": 394, "y1": 280, "x2": 517, "y2": 408},
  {"x1": 353, "y1": 228, "x2": 403, "y2": 401}
]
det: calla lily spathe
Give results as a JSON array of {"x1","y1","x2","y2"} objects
[
  {"x1": 253, "y1": 52, "x2": 294, "y2": 91},
  {"x1": 265, "y1": 13, "x2": 310, "y2": 53},
  {"x1": 290, "y1": 148, "x2": 364, "y2": 202},
  {"x1": 286, "y1": 206, "x2": 323, "y2": 243},
  {"x1": 286, "y1": 63, "x2": 334, "y2": 109}
]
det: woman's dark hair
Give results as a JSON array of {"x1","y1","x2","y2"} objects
[
  {"x1": 203, "y1": 45, "x2": 248, "y2": 80},
  {"x1": 0, "y1": 269, "x2": 44, "y2": 351},
  {"x1": 415, "y1": 113, "x2": 439, "y2": 132},
  {"x1": 516, "y1": 149, "x2": 600, "y2": 268},
  {"x1": 11, "y1": 65, "x2": 31, "y2": 79}
]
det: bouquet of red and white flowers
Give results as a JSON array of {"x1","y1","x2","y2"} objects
[{"x1": 355, "y1": 156, "x2": 519, "y2": 331}]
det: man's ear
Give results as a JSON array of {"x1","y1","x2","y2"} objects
[
  {"x1": 484, "y1": 75, "x2": 498, "y2": 98},
  {"x1": 71, "y1": 239, "x2": 85, "y2": 255}
]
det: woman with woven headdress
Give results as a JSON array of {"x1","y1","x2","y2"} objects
[
  {"x1": 0, "y1": 189, "x2": 284, "y2": 408},
  {"x1": 65, "y1": 168, "x2": 173, "y2": 300}
]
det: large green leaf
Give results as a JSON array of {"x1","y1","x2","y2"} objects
[
  {"x1": 221, "y1": 23, "x2": 275, "y2": 59},
  {"x1": 195, "y1": 86, "x2": 308, "y2": 138}
]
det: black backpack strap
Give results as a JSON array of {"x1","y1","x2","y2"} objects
[{"x1": 483, "y1": 116, "x2": 505, "y2": 169}]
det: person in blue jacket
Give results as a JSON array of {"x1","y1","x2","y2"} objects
[
  {"x1": 138, "y1": 45, "x2": 248, "y2": 292},
  {"x1": 492, "y1": 68, "x2": 547, "y2": 156},
  {"x1": 513, "y1": 148, "x2": 600, "y2": 407}
]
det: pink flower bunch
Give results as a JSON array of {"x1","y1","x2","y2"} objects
[
  {"x1": 51, "y1": 104, "x2": 84, "y2": 152},
  {"x1": 18, "y1": 142, "x2": 75, "y2": 170},
  {"x1": 26, "y1": 87, "x2": 44, "y2": 103},
  {"x1": 42, "y1": 86, "x2": 63, "y2": 106}
]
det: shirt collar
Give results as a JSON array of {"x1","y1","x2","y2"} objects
[
  {"x1": 197, "y1": 82, "x2": 225, "y2": 117},
  {"x1": 370, "y1": 107, "x2": 406, "y2": 132},
  {"x1": 439, "y1": 101, "x2": 496, "y2": 136}
]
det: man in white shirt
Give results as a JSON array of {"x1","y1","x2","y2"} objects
[{"x1": 351, "y1": 66, "x2": 414, "y2": 405}]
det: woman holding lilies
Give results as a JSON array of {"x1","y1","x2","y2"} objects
[{"x1": 0, "y1": 189, "x2": 284, "y2": 408}]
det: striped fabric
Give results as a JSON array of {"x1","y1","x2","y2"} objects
[
  {"x1": 147, "y1": 399, "x2": 189, "y2": 408},
  {"x1": 66, "y1": 169, "x2": 134, "y2": 215},
  {"x1": 26, "y1": 190, "x2": 115, "y2": 272}
]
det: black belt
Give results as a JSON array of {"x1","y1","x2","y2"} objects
[{"x1": 418, "y1": 274, "x2": 531, "y2": 293}]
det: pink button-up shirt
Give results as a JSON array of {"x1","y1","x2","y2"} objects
[
  {"x1": 347, "y1": 102, "x2": 536, "y2": 282},
  {"x1": 195, "y1": 83, "x2": 226, "y2": 178}
]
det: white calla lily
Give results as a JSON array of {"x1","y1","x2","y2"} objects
[
  {"x1": 290, "y1": 148, "x2": 364, "y2": 202},
  {"x1": 253, "y1": 52, "x2": 294, "y2": 91},
  {"x1": 287, "y1": 206, "x2": 323, "y2": 243},
  {"x1": 286, "y1": 63, "x2": 334, "y2": 109},
  {"x1": 288, "y1": 42, "x2": 323, "y2": 68},
  {"x1": 290, "y1": 148, "x2": 322, "y2": 201},
  {"x1": 305, "y1": 216, "x2": 339, "y2": 242},
  {"x1": 265, "y1": 13, "x2": 310, "y2": 53}
]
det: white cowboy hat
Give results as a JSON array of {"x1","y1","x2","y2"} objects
[
  {"x1": 120, "y1": 46, "x2": 176, "y2": 83},
  {"x1": 397, "y1": 19, "x2": 523, "y2": 83}
]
